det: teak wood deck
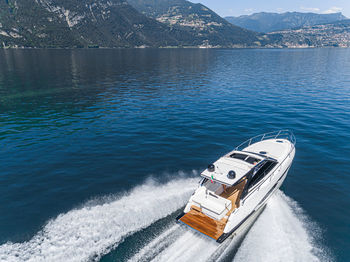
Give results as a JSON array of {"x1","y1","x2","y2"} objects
[
  {"x1": 220, "y1": 179, "x2": 246, "y2": 214},
  {"x1": 178, "y1": 179, "x2": 247, "y2": 240},
  {"x1": 179, "y1": 209, "x2": 226, "y2": 240}
]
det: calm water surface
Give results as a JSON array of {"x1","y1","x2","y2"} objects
[{"x1": 0, "y1": 48, "x2": 349, "y2": 262}]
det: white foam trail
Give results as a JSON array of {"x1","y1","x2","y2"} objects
[
  {"x1": 128, "y1": 225, "x2": 221, "y2": 262},
  {"x1": 0, "y1": 177, "x2": 198, "y2": 262},
  {"x1": 151, "y1": 230, "x2": 219, "y2": 262},
  {"x1": 232, "y1": 191, "x2": 331, "y2": 262},
  {"x1": 128, "y1": 190, "x2": 331, "y2": 262},
  {"x1": 127, "y1": 224, "x2": 184, "y2": 262}
]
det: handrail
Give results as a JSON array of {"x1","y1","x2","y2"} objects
[{"x1": 234, "y1": 130, "x2": 296, "y2": 152}]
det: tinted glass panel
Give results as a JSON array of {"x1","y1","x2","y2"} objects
[
  {"x1": 230, "y1": 153, "x2": 247, "y2": 160},
  {"x1": 248, "y1": 161, "x2": 277, "y2": 189},
  {"x1": 264, "y1": 161, "x2": 277, "y2": 175},
  {"x1": 246, "y1": 156, "x2": 260, "y2": 164}
]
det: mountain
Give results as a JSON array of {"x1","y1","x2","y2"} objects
[
  {"x1": 225, "y1": 12, "x2": 347, "y2": 33},
  {"x1": 127, "y1": 0, "x2": 261, "y2": 47},
  {"x1": 0, "y1": 0, "x2": 191, "y2": 48},
  {"x1": 267, "y1": 20, "x2": 350, "y2": 48},
  {"x1": 4, "y1": 1, "x2": 346, "y2": 49},
  {"x1": 0, "y1": 0, "x2": 262, "y2": 48}
]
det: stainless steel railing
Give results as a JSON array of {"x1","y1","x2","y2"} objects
[{"x1": 234, "y1": 130, "x2": 296, "y2": 152}]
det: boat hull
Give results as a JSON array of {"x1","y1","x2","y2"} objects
[
  {"x1": 176, "y1": 155, "x2": 293, "y2": 243},
  {"x1": 218, "y1": 200, "x2": 267, "y2": 243},
  {"x1": 177, "y1": 131, "x2": 296, "y2": 244},
  {"x1": 218, "y1": 153, "x2": 293, "y2": 243},
  {"x1": 217, "y1": 165, "x2": 289, "y2": 243}
]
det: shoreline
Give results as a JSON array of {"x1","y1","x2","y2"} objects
[{"x1": 1, "y1": 46, "x2": 350, "y2": 50}]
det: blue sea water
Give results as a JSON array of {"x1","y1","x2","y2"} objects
[{"x1": 0, "y1": 48, "x2": 349, "y2": 262}]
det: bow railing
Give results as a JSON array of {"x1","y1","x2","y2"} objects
[{"x1": 234, "y1": 130, "x2": 296, "y2": 151}]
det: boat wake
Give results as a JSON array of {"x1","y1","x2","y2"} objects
[
  {"x1": 126, "y1": 190, "x2": 332, "y2": 262},
  {"x1": 231, "y1": 192, "x2": 332, "y2": 262},
  {"x1": 0, "y1": 177, "x2": 198, "y2": 262},
  {"x1": 0, "y1": 176, "x2": 332, "y2": 262}
]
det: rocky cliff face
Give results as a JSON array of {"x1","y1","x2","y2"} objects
[
  {"x1": 0, "y1": 0, "x2": 185, "y2": 48},
  {"x1": 127, "y1": 0, "x2": 261, "y2": 47}
]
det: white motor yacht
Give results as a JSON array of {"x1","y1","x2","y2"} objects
[{"x1": 176, "y1": 130, "x2": 296, "y2": 243}]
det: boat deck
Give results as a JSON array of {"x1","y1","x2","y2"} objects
[
  {"x1": 220, "y1": 179, "x2": 246, "y2": 214},
  {"x1": 178, "y1": 179, "x2": 247, "y2": 240},
  {"x1": 179, "y1": 208, "x2": 226, "y2": 240}
]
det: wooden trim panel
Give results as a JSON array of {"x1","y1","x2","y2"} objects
[
  {"x1": 179, "y1": 179, "x2": 247, "y2": 240},
  {"x1": 221, "y1": 179, "x2": 247, "y2": 215},
  {"x1": 179, "y1": 209, "x2": 226, "y2": 240}
]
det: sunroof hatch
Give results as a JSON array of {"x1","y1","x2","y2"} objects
[{"x1": 230, "y1": 153, "x2": 260, "y2": 165}]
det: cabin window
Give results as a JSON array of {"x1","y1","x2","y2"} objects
[
  {"x1": 245, "y1": 156, "x2": 260, "y2": 164},
  {"x1": 230, "y1": 153, "x2": 260, "y2": 164},
  {"x1": 230, "y1": 153, "x2": 247, "y2": 160},
  {"x1": 247, "y1": 160, "x2": 277, "y2": 189}
]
